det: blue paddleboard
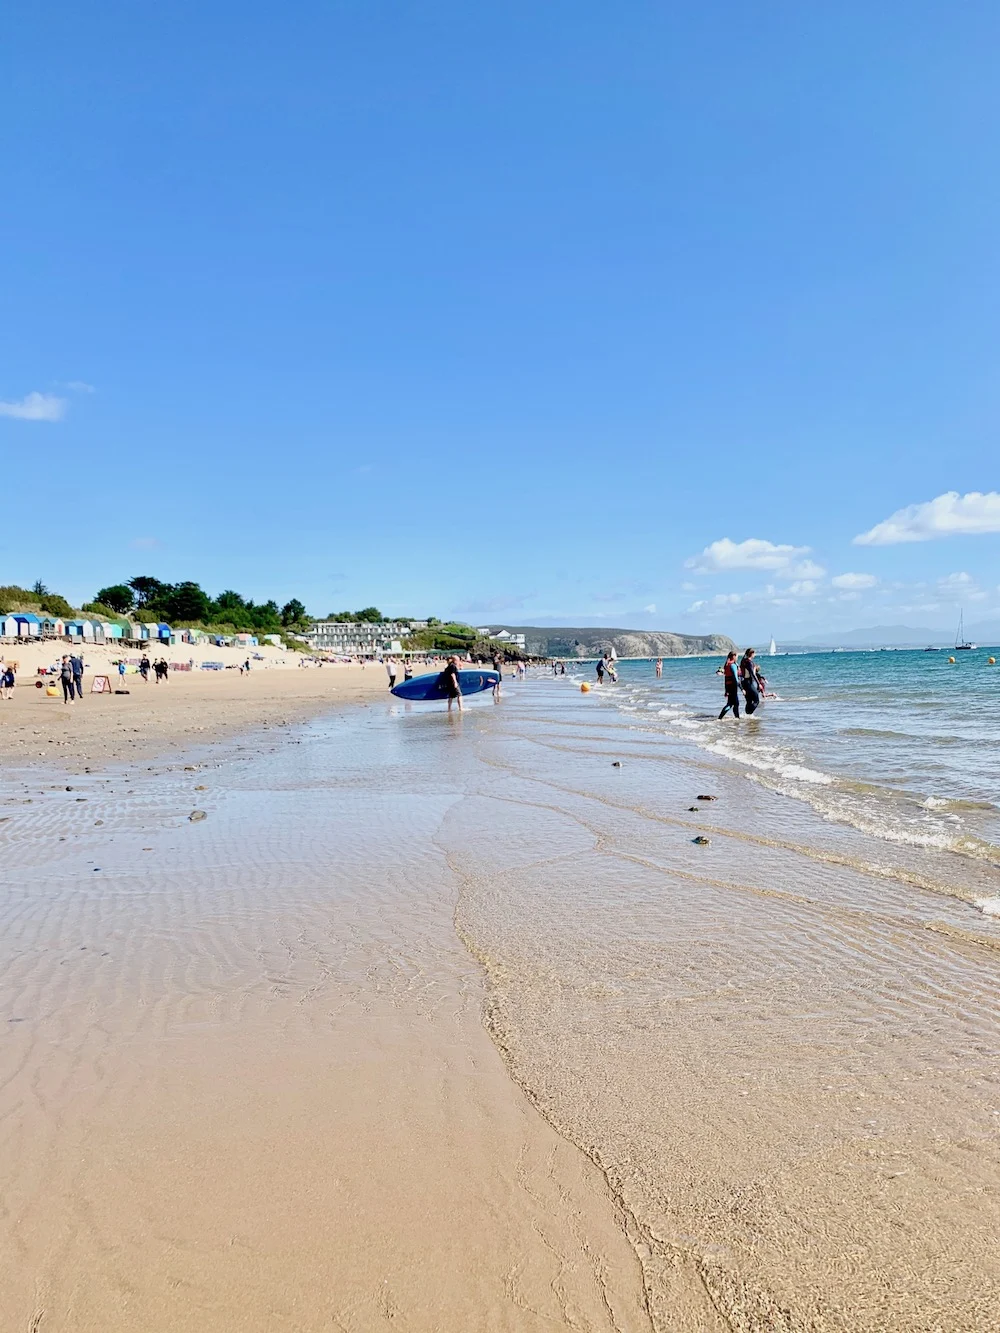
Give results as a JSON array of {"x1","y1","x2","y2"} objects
[{"x1": 391, "y1": 669, "x2": 499, "y2": 701}]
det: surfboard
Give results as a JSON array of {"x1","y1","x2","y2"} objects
[{"x1": 390, "y1": 669, "x2": 500, "y2": 702}]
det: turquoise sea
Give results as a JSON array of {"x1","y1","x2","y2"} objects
[{"x1": 565, "y1": 648, "x2": 1000, "y2": 875}]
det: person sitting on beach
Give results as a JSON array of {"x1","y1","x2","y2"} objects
[
  {"x1": 718, "y1": 651, "x2": 741, "y2": 719},
  {"x1": 439, "y1": 655, "x2": 463, "y2": 712}
]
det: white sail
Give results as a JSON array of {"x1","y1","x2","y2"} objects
[{"x1": 768, "y1": 636, "x2": 777, "y2": 656}]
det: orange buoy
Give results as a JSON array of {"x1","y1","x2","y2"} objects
[
  {"x1": 580, "y1": 682, "x2": 591, "y2": 693},
  {"x1": 948, "y1": 656, "x2": 956, "y2": 663},
  {"x1": 989, "y1": 657, "x2": 996, "y2": 665}
]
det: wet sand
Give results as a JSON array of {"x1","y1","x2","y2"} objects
[
  {"x1": 3, "y1": 675, "x2": 999, "y2": 1330},
  {"x1": 0, "y1": 694, "x2": 649, "y2": 1332}
]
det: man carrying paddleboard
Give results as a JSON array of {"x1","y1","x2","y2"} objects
[{"x1": 440, "y1": 656, "x2": 463, "y2": 712}]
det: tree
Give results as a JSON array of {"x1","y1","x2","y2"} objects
[
  {"x1": 32, "y1": 579, "x2": 49, "y2": 597},
  {"x1": 327, "y1": 610, "x2": 355, "y2": 622},
  {"x1": 214, "y1": 589, "x2": 247, "y2": 614},
  {"x1": 281, "y1": 598, "x2": 307, "y2": 626},
  {"x1": 354, "y1": 606, "x2": 383, "y2": 623},
  {"x1": 95, "y1": 584, "x2": 134, "y2": 614},
  {"x1": 40, "y1": 593, "x2": 75, "y2": 618},
  {"x1": 129, "y1": 576, "x2": 170, "y2": 609},
  {"x1": 164, "y1": 581, "x2": 211, "y2": 623}
]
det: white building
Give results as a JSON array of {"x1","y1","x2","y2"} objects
[
  {"x1": 477, "y1": 628, "x2": 527, "y2": 649},
  {"x1": 305, "y1": 621, "x2": 410, "y2": 656}
]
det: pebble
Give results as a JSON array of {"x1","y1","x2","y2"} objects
[
  {"x1": 611, "y1": 761, "x2": 622, "y2": 768},
  {"x1": 693, "y1": 836, "x2": 710, "y2": 846},
  {"x1": 189, "y1": 810, "x2": 207, "y2": 822},
  {"x1": 696, "y1": 794, "x2": 717, "y2": 802}
]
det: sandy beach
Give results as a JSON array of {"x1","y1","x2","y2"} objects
[
  {"x1": 0, "y1": 643, "x2": 404, "y2": 770},
  {"x1": 2, "y1": 669, "x2": 998, "y2": 1331}
]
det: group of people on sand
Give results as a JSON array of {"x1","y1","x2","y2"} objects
[{"x1": 718, "y1": 647, "x2": 768, "y2": 719}]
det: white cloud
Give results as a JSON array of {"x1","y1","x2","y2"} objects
[
  {"x1": 685, "y1": 537, "x2": 820, "y2": 576},
  {"x1": 937, "y1": 571, "x2": 972, "y2": 587},
  {"x1": 680, "y1": 581, "x2": 697, "y2": 593},
  {"x1": 65, "y1": 380, "x2": 95, "y2": 393},
  {"x1": 0, "y1": 391, "x2": 67, "y2": 422},
  {"x1": 786, "y1": 579, "x2": 820, "y2": 596},
  {"x1": 854, "y1": 491, "x2": 1000, "y2": 545},
  {"x1": 643, "y1": 603, "x2": 656, "y2": 613},
  {"x1": 831, "y1": 572, "x2": 878, "y2": 590}
]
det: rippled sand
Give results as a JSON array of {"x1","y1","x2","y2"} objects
[
  {"x1": 0, "y1": 709, "x2": 648, "y2": 1331},
  {"x1": 2, "y1": 679, "x2": 998, "y2": 1330}
]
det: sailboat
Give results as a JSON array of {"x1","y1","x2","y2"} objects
[
  {"x1": 955, "y1": 611, "x2": 976, "y2": 651},
  {"x1": 767, "y1": 635, "x2": 777, "y2": 657}
]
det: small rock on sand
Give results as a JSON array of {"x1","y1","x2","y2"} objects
[{"x1": 189, "y1": 810, "x2": 207, "y2": 823}]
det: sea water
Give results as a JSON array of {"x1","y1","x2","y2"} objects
[{"x1": 567, "y1": 648, "x2": 1000, "y2": 867}]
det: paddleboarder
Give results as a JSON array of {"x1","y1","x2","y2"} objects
[{"x1": 440, "y1": 655, "x2": 463, "y2": 712}]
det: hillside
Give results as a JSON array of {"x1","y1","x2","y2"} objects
[{"x1": 488, "y1": 625, "x2": 735, "y2": 658}]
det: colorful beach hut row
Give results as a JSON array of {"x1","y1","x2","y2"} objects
[{"x1": 0, "y1": 614, "x2": 176, "y2": 644}]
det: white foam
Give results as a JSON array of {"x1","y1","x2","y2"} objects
[{"x1": 975, "y1": 896, "x2": 1000, "y2": 918}]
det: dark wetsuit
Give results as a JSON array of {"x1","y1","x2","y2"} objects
[
  {"x1": 719, "y1": 660, "x2": 741, "y2": 719},
  {"x1": 740, "y1": 655, "x2": 760, "y2": 715}
]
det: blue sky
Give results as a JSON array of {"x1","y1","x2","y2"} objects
[{"x1": 3, "y1": 1, "x2": 999, "y2": 638}]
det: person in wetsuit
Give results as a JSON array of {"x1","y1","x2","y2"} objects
[
  {"x1": 718, "y1": 651, "x2": 742, "y2": 719},
  {"x1": 739, "y1": 647, "x2": 766, "y2": 715}
]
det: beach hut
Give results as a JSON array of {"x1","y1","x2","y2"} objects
[
  {"x1": 233, "y1": 632, "x2": 258, "y2": 648},
  {"x1": 142, "y1": 622, "x2": 159, "y2": 642},
  {"x1": 113, "y1": 618, "x2": 137, "y2": 641},
  {"x1": 102, "y1": 620, "x2": 123, "y2": 640},
  {"x1": 156, "y1": 622, "x2": 172, "y2": 642},
  {"x1": 91, "y1": 621, "x2": 106, "y2": 644},
  {"x1": 64, "y1": 619, "x2": 83, "y2": 639},
  {"x1": 80, "y1": 620, "x2": 96, "y2": 641},
  {"x1": 13, "y1": 613, "x2": 42, "y2": 638},
  {"x1": 1, "y1": 614, "x2": 19, "y2": 639},
  {"x1": 39, "y1": 616, "x2": 65, "y2": 638}
]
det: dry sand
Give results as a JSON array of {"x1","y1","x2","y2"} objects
[{"x1": 0, "y1": 644, "x2": 412, "y2": 771}]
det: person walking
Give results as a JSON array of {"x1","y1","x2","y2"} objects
[
  {"x1": 492, "y1": 651, "x2": 503, "y2": 700},
  {"x1": 59, "y1": 655, "x2": 75, "y2": 704},
  {"x1": 1, "y1": 662, "x2": 15, "y2": 700},
  {"x1": 385, "y1": 656, "x2": 398, "y2": 690},
  {"x1": 117, "y1": 659, "x2": 127, "y2": 688},
  {"x1": 739, "y1": 647, "x2": 766, "y2": 715},
  {"x1": 139, "y1": 653, "x2": 151, "y2": 682},
  {"x1": 718, "y1": 651, "x2": 742, "y2": 719},
  {"x1": 71, "y1": 652, "x2": 84, "y2": 699},
  {"x1": 440, "y1": 655, "x2": 463, "y2": 712}
]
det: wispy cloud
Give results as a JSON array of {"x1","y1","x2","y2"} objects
[
  {"x1": 854, "y1": 491, "x2": 1000, "y2": 545},
  {"x1": 685, "y1": 537, "x2": 823, "y2": 579},
  {"x1": 0, "y1": 391, "x2": 67, "y2": 422},
  {"x1": 65, "y1": 380, "x2": 95, "y2": 394},
  {"x1": 831, "y1": 572, "x2": 878, "y2": 590}
]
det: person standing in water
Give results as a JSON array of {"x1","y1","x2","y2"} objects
[
  {"x1": 739, "y1": 647, "x2": 766, "y2": 715},
  {"x1": 718, "y1": 651, "x2": 742, "y2": 719},
  {"x1": 492, "y1": 651, "x2": 503, "y2": 700},
  {"x1": 655, "y1": 658, "x2": 663, "y2": 678},
  {"x1": 440, "y1": 655, "x2": 463, "y2": 712}
]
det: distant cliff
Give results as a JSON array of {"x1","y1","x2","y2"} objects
[{"x1": 490, "y1": 626, "x2": 735, "y2": 659}]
